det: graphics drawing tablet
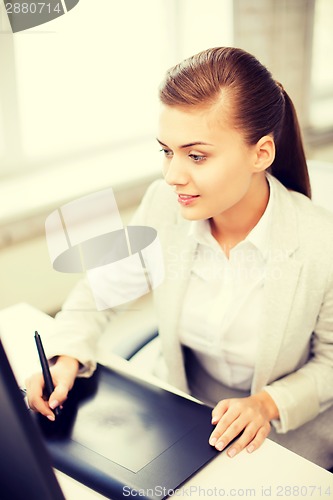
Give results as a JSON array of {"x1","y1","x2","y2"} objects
[{"x1": 34, "y1": 364, "x2": 218, "y2": 500}]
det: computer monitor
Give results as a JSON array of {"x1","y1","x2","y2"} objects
[{"x1": 0, "y1": 338, "x2": 65, "y2": 500}]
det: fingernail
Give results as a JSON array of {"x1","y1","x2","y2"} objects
[
  {"x1": 47, "y1": 414, "x2": 55, "y2": 421},
  {"x1": 49, "y1": 399, "x2": 59, "y2": 410},
  {"x1": 216, "y1": 440, "x2": 225, "y2": 451},
  {"x1": 209, "y1": 437, "x2": 217, "y2": 446},
  {"x1": 228, "y1": 447, "x2": 236, "y2": 458},
  {"x1": 211, "y1": 416, "x2": 218, "y2": 425},
  {"x1": 247, "y1": 444, "x2": 255, "y2": 453}
]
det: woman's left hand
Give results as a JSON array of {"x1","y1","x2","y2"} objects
[{"x1": 209, "y1": 391, "x2": 279, "y2": 457}]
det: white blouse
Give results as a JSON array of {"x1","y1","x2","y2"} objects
[{"x1": 179, "y1": 177, "x2": 274, "y2": 390}]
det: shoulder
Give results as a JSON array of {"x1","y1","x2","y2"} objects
[
  {"x1": 291, "y1": 187, "x2": 332, "y2": 215},
  {"x1": 289, "y1": 187, "x2": 333, "y2": 233},
  {"x1": 271, "y1": 174, "x2": 333, "y2": 224},
  {"x1": 270, "y1": 174, "x2": 333, "y2": 251}
]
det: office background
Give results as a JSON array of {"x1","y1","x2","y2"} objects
[{"x1": 0, "y1": 0, "x2": 332, "y2": 315}]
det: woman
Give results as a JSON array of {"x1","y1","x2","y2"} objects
[{"x1": 26, "y1": 47, "x2": 333, "y2": 468}]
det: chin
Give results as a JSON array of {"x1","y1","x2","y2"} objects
[{"x1": 179, "y1": 208, "x2": 207, "y2": 221}]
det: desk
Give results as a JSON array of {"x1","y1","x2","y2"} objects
[{"x1": 0, "y1": 303, "x2": 332, "y2": 500}]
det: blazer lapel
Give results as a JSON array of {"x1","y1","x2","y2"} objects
[
  {"x1": 252, "y1": 177, "x2": 302, "y2": 392},
  {"x1": 252, "y1": 258, "x2": 302, "y2": 391}
]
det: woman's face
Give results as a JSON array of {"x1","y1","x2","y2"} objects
[{"x1": 157, "y1": 104, "x2": 264, "y2": 223}]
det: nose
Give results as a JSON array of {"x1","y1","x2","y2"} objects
[{"x1": 163, "y1": 156, "x2": 189, "y2": 187}]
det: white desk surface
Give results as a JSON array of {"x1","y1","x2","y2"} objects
[{"x1": 0, "y1": 302, "x2": 332, "y2": 500}]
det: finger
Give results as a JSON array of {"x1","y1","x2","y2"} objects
[
  {"x1": 48, "y1": 381, "x2": 70, "y2": 410},
  {"x1": 209, "y1": 405, "x2": 241, "y2": 445},
  {"x1": 246, "y1": 423, "x2": 271, "y2": 454},
  {"x1": 25, "y1": 374, "x2": 50, "y2": 416},
  {"x1": 30, "y1": 398, "x2": 56, "y2": 420},
  {"x1": 211, "y1": 399, "x2": 229, "y2": 424},
  {"x1": 225, "y1": 422, "x2": 259, "y2": 457},
  {"x1": 213, "y1": 415, "x2": 246, "y2": 451},
  {"x1": 27, "y1": 383, "x2": 56, "y2": 420},
  {"x1": 26, "y1": 372, "x2": 61, "y2": 420}
]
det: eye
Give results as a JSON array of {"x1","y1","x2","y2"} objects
[
  {"x1": 160, "y1": 148, "x2": 173, "y2": 158},
  {"x1": 189, "y1": 154, "x2": 206, "y2": 163}
]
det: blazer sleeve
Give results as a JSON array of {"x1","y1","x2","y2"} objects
[
  {"x1": 45, "y1": 180, "x2": 164, "y2": 376},
  {"x1": 264, "y1": 265, "x2": 333, "y2": 433}
]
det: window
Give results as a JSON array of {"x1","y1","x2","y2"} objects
[
  {"x1": 0, "y1": 0, "x2": 233, "y2": 183},
  {"x1": 0, "y1": 0, "x2": 233, "y2": 231},
  {"x1": 0, "y1": 0, "x2": 176, "y2": 180}
]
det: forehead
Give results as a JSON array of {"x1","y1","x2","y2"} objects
[{"x1": 157, "y1": 104, "x2": 232, "y2": 146}]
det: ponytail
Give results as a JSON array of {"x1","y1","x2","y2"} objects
[{"x1": 270, "y1": 87, "x2": 311, "y2": 198}]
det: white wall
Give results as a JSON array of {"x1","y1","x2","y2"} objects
[{"x1": 0, "y1": 234, "x2": 81, "y2": 313}]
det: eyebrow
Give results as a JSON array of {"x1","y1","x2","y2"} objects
[{"x1": 156, "y1": 138, "x2": 214, "y2": 149}]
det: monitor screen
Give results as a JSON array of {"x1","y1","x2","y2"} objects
[{"x1": 0, "y1": 338, "x2": 65, "y2": 500}]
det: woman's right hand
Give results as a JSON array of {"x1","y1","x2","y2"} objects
[{"x1": 25, "y1": 355, "x2": 79, "y2": 420}]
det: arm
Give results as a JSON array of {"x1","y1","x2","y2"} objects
[
  {"x1": 209, "y1": 266, "x2": 333, "y2": 455},
  {"x1": 45, "y1": 277, "x2": 114, "y2": 377},
  {"x1": 26, "y1": 180, "x2": 165, "y2": 415},
  {"x1": 264, "y1": 263, "x2": 333, "y2": 433},
  {"x1": 43, "y1": 180, "x2": 165, "y2": 374}
]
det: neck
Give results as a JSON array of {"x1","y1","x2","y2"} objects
[{"x1": 210, "y1": 173, "x2": 270, "y2": 253}]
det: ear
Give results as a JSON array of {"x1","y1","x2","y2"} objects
[{"x1": 252, "y1": 135, "x2": 275, "y2": 172}]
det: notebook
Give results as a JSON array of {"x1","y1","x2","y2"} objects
[{"x1": 35, "y1": 363, "x2": 219, "y2": 500}]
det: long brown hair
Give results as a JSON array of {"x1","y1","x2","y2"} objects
[{"x1": 159, "y1": 47, "x2": 311, "y2": 198}]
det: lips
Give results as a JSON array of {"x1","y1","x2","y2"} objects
[{"x1": 177, "y1": 194, "x2": 200, "y2": 206}]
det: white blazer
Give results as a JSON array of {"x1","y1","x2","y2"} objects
[{"x1": 49, "y1": 174, "x2": 333, "y2": 434}]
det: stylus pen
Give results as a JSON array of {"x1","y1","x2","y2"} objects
[{"x1": 34, "y1": 331, "x2": 61, "y2": 418}]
